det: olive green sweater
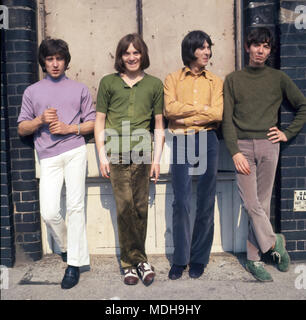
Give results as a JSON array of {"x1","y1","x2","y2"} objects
[{"x1": 222, "y1": 65, "x2": 306, "y2": 156}]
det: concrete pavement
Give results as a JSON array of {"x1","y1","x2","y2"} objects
[{"x1": 1, "y1": 252, "x2": 305, "y2": 300}]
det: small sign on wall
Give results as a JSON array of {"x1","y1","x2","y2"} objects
[{"x1": 294, "y1": 190, "x2": 306, "y2": 212}]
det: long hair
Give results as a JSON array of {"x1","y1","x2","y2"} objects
[
  {"x1": 181, "y1": 30, "x2": 213, "y2": 67},
  {"x1": 114, "y1": 33, "x2": 150, "y2": 73}
]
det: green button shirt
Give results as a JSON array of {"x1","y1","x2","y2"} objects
[{"x1": 96, "y1": 73, "x2": 164, "y2": 154}]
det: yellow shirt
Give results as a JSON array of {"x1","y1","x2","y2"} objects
[{"x1": 164, "y1": 67, "x2": 223, "y2": 134}]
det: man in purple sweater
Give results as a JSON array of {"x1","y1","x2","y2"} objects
[{"x1": 17, "y1": 38, "x2": 96, "y2": 289}]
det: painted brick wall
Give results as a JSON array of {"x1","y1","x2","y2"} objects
[
  {"x1": 1, "y1": 29, "x2": 16, "y2": 268},
  {"x1": 0, "y1": 0, "x2": 42, "y2": 266},
  {"x1": 279, "y1": 1, "x2": 306, "y2": 260}
]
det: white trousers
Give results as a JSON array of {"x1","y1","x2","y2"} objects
[{"x1": 39, "y1": 145, "x2": 89, "y2": 267}]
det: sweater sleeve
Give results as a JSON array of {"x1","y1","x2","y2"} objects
[
  {"x1": 281, "y1": 72, "x2": 306, "y2": 140},
  {"x1": 80, "y1": 85, "x2": 96, "y2": 122},
  {"x1": 17, "y1": 87, "x2": 35, "y2": 123},
  {"x1": 222, "y1": 75, "x2": 240, "y2": 157}
]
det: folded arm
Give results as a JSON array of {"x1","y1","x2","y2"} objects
[
  {"x1": 164, "y1": 74, "x2": 202, "y2": 120},
  {"x1": 18, "y1": 107, "x2": 58, "y2": 136},
  {"x1": 173, "y1": 76, "x2": 224, "y2": 127},
  {"x1": 49, "y1": 120, "x2": 95, "y2": 135}
]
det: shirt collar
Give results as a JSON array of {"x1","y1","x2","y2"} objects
[{"x1": 180, "y1": 66, "x2": 213, "y2": 81}]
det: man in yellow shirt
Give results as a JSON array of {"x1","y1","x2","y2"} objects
[{"x1": 164, "y1": 30, "x2": 223, "y2": 280}]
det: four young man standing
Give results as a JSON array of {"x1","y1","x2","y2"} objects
[{"x1": 17, "y1": 27, "x2": 305, "y2": 289}]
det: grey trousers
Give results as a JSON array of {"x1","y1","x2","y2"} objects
[{"x1": 236, "y1": 139, "x2": 279, "y2": 261}]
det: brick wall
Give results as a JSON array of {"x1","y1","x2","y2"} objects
[
  {"x1": 279, "y1": 0, "x2": 306, "y2": 260},
  {"x1": 0, "y1": 0, "x2": 42, "y2": 267},
  {"x1": 1, "y1": 29, "x2": 15, "y2": 268}
]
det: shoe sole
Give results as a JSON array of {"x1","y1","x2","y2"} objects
[
  {"x1": 61, "y1": 283, "x2": 78, "y2": 289},
  {"x1": 277, "y1": 234, "x2": 290, "y2": 272},
  {"x1": 61, "y1": 279, "x2": 79, "y2": 289},
  {"x1": 245, "y1": 265, "x2": 273, "y2": 282},
  {"x1": 168, "y1": 265, "x2": 186, "y2": 280},
  {"x1": 123, "y1": 269, "x2": 139, "y2": 285},
  {"x1": 189, "y1": 272, "x2": 204, "y2": 279},
  {"x1": 142, "y1": 270, "x2": 155, "y2": 286},
  {"x1": 124, "y1": 279, "x2": 139, "y2": 285},
  {"x1": 169, "y1": 274, "x2": 182, "y2": 280},
  {"x1": 143, "y1": 275, "x2": 155, "y2": 286},
  {"x1": 189, "y1": 264, "x2": 205, "y2": 279}
]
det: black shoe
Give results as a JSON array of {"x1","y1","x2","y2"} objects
[
  {"x1": 189, "y1": 263, "x2": 205, "y2": 278},
  {"x1": 61, "y1": 265, "x2": 80, "y2": 289},
  {"x1": 168, "y1": 264, "x2": 186, "y2": 280},
  {"x1": 61, "y1": 252, "x2": 67, "y2": 263}
]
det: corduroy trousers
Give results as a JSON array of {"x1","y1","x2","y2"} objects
[
  {"x1": 110, "y1": 158, "x2": 151, "y2": 269},
  {"x1": 236, "y1": 139, "x2": 278, "y2": 261}
]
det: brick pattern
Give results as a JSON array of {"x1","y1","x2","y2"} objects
[
  {"x1": 279, "y1": 0, "x2": 306, "y2": 261},
  {"x1": 1, "y1": 0, "x2": 42, "y2": 266},
  {"x1": 1, "y1": 30, "x2": 16, "y2": 268}
]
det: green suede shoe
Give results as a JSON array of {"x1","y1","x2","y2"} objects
[
  {"x1": 271, "y1": 234, "x2": 290, "y2": 272},
  {"x1": 245, "y1": 260, "x2": 273, "y2": 282}
]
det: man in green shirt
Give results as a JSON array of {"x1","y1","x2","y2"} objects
[
  {"x1": 95, "y1": 33, "x2": 164, "y2": 286},
  {"x1": 222, "y1": 27, "x2": 306, "y2": 282}
]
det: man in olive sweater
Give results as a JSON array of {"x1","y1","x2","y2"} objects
[{"x1": 222, "y1": 27, "x2": 306, "y2": 282}]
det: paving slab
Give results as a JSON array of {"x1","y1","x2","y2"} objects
[{"x1": 1, "y1": 253, "x2": 305, "y2": 301}]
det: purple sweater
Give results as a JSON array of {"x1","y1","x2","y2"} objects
[{"x1": 18, "y1": 74, "x2": 96, "y2": 160}]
